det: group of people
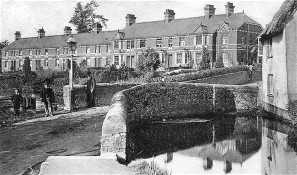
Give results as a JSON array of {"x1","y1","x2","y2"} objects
[
  {"x1": 11, "y1": 79, "x2": 56, "y2": 119},
  {"x1": 10, "y1": 72, "x2": 96, "y2": 121}
]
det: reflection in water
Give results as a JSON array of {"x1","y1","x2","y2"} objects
[
  {"x1": 262, "y1": 120, "x2": 297, "y2": 175},
  {"x1": 128, "y1": 114, "x2": 297, "y2": 174}
]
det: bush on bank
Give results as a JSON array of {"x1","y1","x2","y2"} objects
[{"x1": 163, "y1": 65, "x2": 249, "y2": 82}]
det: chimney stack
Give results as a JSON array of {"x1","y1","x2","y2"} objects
[
  {"x1": 225, "y1": 2, "x2": 235, "y2": 17},
  {"x1": 204, "y1": 4, "x2": 216, "y2": 19},
  {"x1": 164, "y1": 9, "x2": 175, "y2": 23},
  {"x1": 14, "y1": 31, "x2": 21, "y2": 41},
  {"x1": 64, "y1": 26, "x2": 72, "y2": 35},
  {"x1": 125, "y1": 14, "x2": 136, "y2": 27},
  {"x1": 93, "y1": 22, "x2": 103, "y2": 34},
  {"x1": 37, "y1": 28, "x2": 45, "y2": 39}
]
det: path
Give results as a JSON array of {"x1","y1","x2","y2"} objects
[{"x1": 0, "y1": 106, "x2": 109, "y2": 175}]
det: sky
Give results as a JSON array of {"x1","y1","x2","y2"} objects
[{"x1": 0, "y1": 0, "x2": 284, "y2": 43}]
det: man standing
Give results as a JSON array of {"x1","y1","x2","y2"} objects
[
  {"x1": 41, "y1": 81, "x2": 55, "y2": 117},
  {"x1": 85, "y1": 71, "x2": 96, "y2": 108},
  {"x1": 11, "y1": 89, "x2": 23, "y2": 119}
]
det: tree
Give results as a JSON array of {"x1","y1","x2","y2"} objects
[
  {"x1": 23, "y1": 57, "x2": 31, "y2": 77},
  {"x1": 215, "y1": 57, "x2": 224, "y2": 68},
  {"x1": 136, "y1": 48, "x2": 161, "y2": 72},
  {"x1": 200, "y1": 47, "x2": 211, "y2": 70},
  {"x1": 69, "y1": 0, "x2": 108, "y2": 33}
]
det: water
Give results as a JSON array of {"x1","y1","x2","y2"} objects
[{"x1": 128, "y1": 113, "x2": 297, "y2": 174}]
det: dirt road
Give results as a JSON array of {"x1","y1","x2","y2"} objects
[{"x1": 0, "y1": 107, "x2": 109, "y2": 175}]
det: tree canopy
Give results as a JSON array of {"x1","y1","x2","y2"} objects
[
  {"x1": 69, "y1": 0, "x2": 108, "y2": 33},
  {"x1": 136, "y1": 48, "x2": 161, "y2": 72},
  {"x1": 0, "y1": 40, "x2": 10, "y2": 49}
]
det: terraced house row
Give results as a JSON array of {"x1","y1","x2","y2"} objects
[{"x1": 1, "y1": 2, "x2": 263, "y2": 72}]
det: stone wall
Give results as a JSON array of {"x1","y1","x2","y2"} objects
[
  {"x1": 63, "y1": 83, "x2": 139, "y2": 110},
  {"x1": 100, "y1": 82, "x2": 258, "y2": 157},
  {"x1": 185, "y1": 71, "x2": 249, "y2": 85}
]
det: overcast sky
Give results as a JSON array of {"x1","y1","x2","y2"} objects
[{"x1": 0, "y1": 0, "x2": 284, "y2": 42}]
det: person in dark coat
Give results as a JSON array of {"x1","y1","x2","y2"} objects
[
  {"x1": 41, "y1": 81, "x2": 55, "y2": 117},
  {"x1": 11, "y1": 89, "x2": 23, "y2": 118},
  {"x1": 85, "y1": 71, "x2": 96, "y2": 108}
]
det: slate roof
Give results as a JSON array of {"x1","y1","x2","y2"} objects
[
  {"x1": 121, "y1": 12, "x2": 260, "y2": 39},
  {"x1": 260, "y1": 0, "x2": 297, "y2": 39},
  {"x1": 3, "y1": 30, "x2": 118, "y2": 50}
]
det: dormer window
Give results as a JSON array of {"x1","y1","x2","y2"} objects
[
  {"x1": 195, "y1": 35, "x2": 202, "y2": 45},
  {"x1": 114, "y1": 41, "x2": 119, "y2": 49}
]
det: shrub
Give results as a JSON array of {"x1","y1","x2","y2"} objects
[
  {"x1": 136, "y1": 48, "x2": 161, "y2": 72},
  {"x1": 163, "y1": 65, "x2": 249, "y2": 82},
  {"x1": 215, "y1": 57, "x2": 224, "y2": 68},
  {"x1": 200, "y1": 47, "x2": 211, "y2": 70}
]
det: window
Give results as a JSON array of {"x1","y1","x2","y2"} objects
[
  {"x1": 176, "y1": 53, "x2": 182, "y2": 64},
  {"x1": 95, "y1": 46, "x2": 98, "y2": 53},
  {"x1": 87, "y1": 58, "x2": 90, "y2": 66},
  {"x1": 161, "y1": 53, "x2": 165, "y2": 63},
  {"x1": 5, "y1": 60, "x2": 8, "y2": 68},
  {"x1": 19, "y1": 49, "x2": 22, "y2": 56},
  {"x1": 179, "y1": 36, "x2": 185, "y2": 46},
  {"x1": 203, "y1": 35, "x2": 210, "y2": 45},
  {"x1": 114, "y1": 41, "x2": 119, "y2": 49},
  {"x1": 29, "y1": 50, "x2": 32, "y2": 56},
  {"x1": 249, "y1": 34, "x2": 253, "y2": 45},
  {"x1": 131, "y1": 40, "x2": 134, "y2": 49},
  {"x1": 195, "y1": 35, "x2": 202, "y2": 45},
  {"x1": 5, "y1": 51, "x2": 8, "y2": 57},
  {"x1": 195, "y1": 52, "x2": 202, "y2": 64},
  {"x1": 86, "y1": 46, "x2": 90, "y2": 54},
  {"x1": 222, "y1": 52, "x2": 229, "y2": 63},
  {"x1": 20, "y1": 59, "x2": 23, "y2": 67},
  {"x1": 12, "y1": 51, "x2": 16, "y2": 56},
  {"x1": 37, "y1": 49, "x2": 41, "y2": 55},
  {"x1": 156, "y1": 39, "x2": 162, "y2": 47},
  {"x1": 185, "y1": 52, "x2": 189, "y2": 64},
  {"x1": 55, "y1": 59, "x2": 59, "y2": 67},
  {"x1": 45, "y1": 59, "x2": 48, "y2": 67},
  {"x1": 140, "y1": 39, "x2": 146, "y2": 48},
  {"x1": 114, "y1": 56, "x2": 120, "y2": 65},
  {"x1": 168, "y1": 37, "x2": 173, "y2": 47},
  {"x1": 268, "y1": 74, "x2": 273, "y2": 95},
  {"x1": 127, "y1": 40, "x2": 131, "y2": 49},
  {"x1": 222, "y1": 35, "x2": 228, "y2": 44},
  {"x1": 45, "y1": 49, "x2": 48, "y2": 55},
  {"x1": 56, "y1": 48, "x2": 59, "y2": 55},
  {"x1": 268, "y1": 38, "x2": 273, "y2": 58}
]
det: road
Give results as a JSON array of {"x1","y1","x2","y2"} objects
[{"x1": 0, "y1": 107, "x2": 109, "y2": 175}]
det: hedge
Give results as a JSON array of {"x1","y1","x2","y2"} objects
[{"x1": 163, "y1": 65, "x2": 249, "y2": 82}]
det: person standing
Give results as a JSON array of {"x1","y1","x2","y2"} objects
[
  {"x1": 85, "y1": 71, "x2": 96, "y2": 108},
  {"x1": 11, "y1": 89, "x2": 23, "y2": 119},
  {"x1": 41, "y1": 81, "x2": 55, "y2": 117}
]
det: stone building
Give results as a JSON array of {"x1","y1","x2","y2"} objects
[
  {"x1": 259, "y1": 0, "x2": 297, "y2": 120},
  {"x1": 1, "y1": 2, "x2": 262, "y2": 72}
]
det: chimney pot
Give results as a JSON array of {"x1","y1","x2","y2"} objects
[
  {"x1": 204, "y1": 4, "x2": 216, "y2": 19},
  {"x1": 37, "y1": 28, "x2": 45, "y2": 38},
  {"x1": 164, "y1": 9, "x2": 175, "y2": 23},
  {"x1": 14, "y1": 31, "x2": 21, "y2": 41},
  {"x1": 125, "y1": 14, "x2": 136, "y2": 27},
  {"x1": 225, "y1": 2, "x2": 235, "y2": 17},
  {"x1": 93, "y1": 23, "x2": 103, "y2": 34},
  {"x1": 64, "y1": 26, "x2": 72, "y2": 35}
]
